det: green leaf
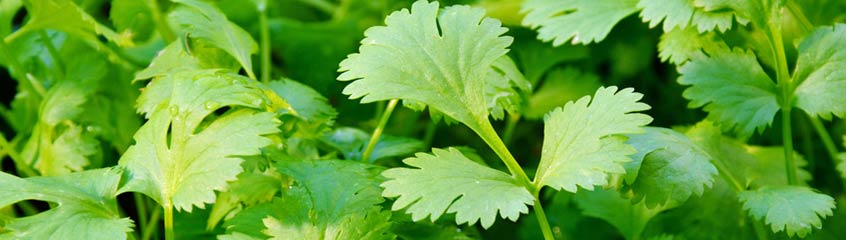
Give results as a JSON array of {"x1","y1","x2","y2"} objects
[
  {"x1": 839, "y1": 135, "x2": 846, "y2": 178},
  {"x1": 0, "y1": 0, "x2": 22, "y2": 37},
  {"x1": 222, "y1": 160, "x2": 392, "y2": 240},
  {"x1": 486, "y1": 56, "x2": 531, "y2": 120},
  {"x1": 574, "y1": 188, "x2": 664, "y2": 240},
  {"x1": 678, "y1": 46, "x2": 779, "y2": 137},
  {"x1": 793, "y1": 24, "x2": 846, "y2": 119},
  {"x1": 119, "y1": 70, "x2": 279, "y2": 211},
  {"x1": 170, "y1": 0, "x2": 258, "y2": 78},
  {"x1": 510, "y1": 29, "x2": 589, "y2": 84},
  {"x1": 535, "y1": 86, "x2": 652, "y2": 192},
  {"x1": 321, "y1": 127, "x2": 425, "y2": 162},
  {"x1": 10, "y1": 0, "x2": 132, "y2": 46},
  {"x1": 524, "y1": 67, "x2": 600, "y2": 120},
  {"x1": 266, "y1": 78, "x2": 337, "y2": 123},
  {"x1": 0, "y1": 168, "x2": 133, "y2": 239},
  {"x1": 658, "y1": 27, "x2": 725, "y2": 64},
  {"x1": 637, "y1": 0, "x2": 738, "y2": 32},
  {"x1": 381, "y1": 148, "x2": 534, "y2": 228},
  {"x1": 338, "y1": 0, "x2": 511, "y2": 132},
  {"x1": 521, "y1": 0, "x2": 639, "y2": 45},
  {"x1": 738, "y1": 186, "x2": 835, "y2": 238},
  {"x1": 625, "y1": 127, "x2": 718, "y2": 208},
  {"x1": 744, "y1": 145, "x2": 811, "y2": 186},
  {"x1": 110, "y1": 0, "x2": 154, "y2": 42}
]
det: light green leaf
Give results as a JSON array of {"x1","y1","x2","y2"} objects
[
  {"x1": 658, "y1": 27, "x2": 725, "y2": 64},
  {"x1": 221, "y1": 160, "x2": 392, "y2": 240},
  {"x1": 793, "y1": 24, "x2": 846, "y2": 119},
  {"x1": 625, "y1": 127, "x2": 717, "y2": 208},
  {"x1": 521, "y1": 0, "x2": 639, "y2": 45},
  {"x1": 110, "y1": 0, "x2": 154, "y2": 42},
  {"x1": 0, "y1": 168, "x2": 133, "y2": 239},
  {"x1": 381, "y1": 148, "x2": 534, "y2": 228},
  {"x1": 266, "y1": 78, "x2": 337, "y2": 123},
  {"x1": 574, "y1": 188, "x2": 664, "y2": 240},
  {"x1": 10, "y1": 0, "x2": 132, "y2": 46},
  {"x1": 486, "y1": 56, "x2": 531, "y2": 120},
  {"x1": 524, "y1": 67, "x2": 600, "y2": 120},
  {"x1": 739, "y1": 186, "x2": 835, "y2": 238},
  {"x1": 637, "y1": 0, "x2": 738, "y2": 32},
  {"x1": 119, "y1": 70, "x2": 279, "y2": 211},
  {"x1": 170, "y1": 0, "x2": 258, "y2": 78},
  {"x1": 338, "y1": 0, "x2": 511, "y2": 132},
  {"x1": 745, "y1": 145, "x2": 811, "y2": 186},
  {"x1": 678, "y1": 47, "x2": 779, "y2": 137},
  {"x1": 535, "y1": 86, "x2": 652, "y2": 192}
]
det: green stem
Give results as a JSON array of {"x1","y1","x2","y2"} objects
[
  {"x1": 133, "y1": 193, "x2": 149, "y2": 234},
  {"x1": 767, "y1": 5, "x2": 798, "y2": 185},
  {"x1": 501, "y1": 114, "x2": 520, "y2": 146},
  {"x1": 38, "y1": 31, "x2": 64, "y2": 81},
  {"x1": 142, "y1": 207, "x2": 162, "y2": 240},
  {"x1": 164, "y1": 204, "x2": 174, "y2": 240},
  {"x1": 752, "y1": 218, "x2": 769, "y2": 240},
  {"x1": 474, "y1": 118, "x2": 552, "y2": 240},
  {"x1": 16, "y1": 201, "x2": 39, "y2": 216},
  {"x1": 0, "y1": 134, "x2": 37, "y2": 177},
  {"x1": 258, "y1": 0, "x2": 271, "y2": 84},
  {"x1": 786, "y1": 0, "x2": 814, "y2": 32},
  {"x1": 148, "y1": 0, "x2": 176, "y2": 43},
  {"x1": 808, "y1": 117, "x2": 840, "y2": 162},
  {"x1": 710, "y1": 148, "x2": 746, "y2": 192},
  {"x1": 422, "y1": 119, "x2": 438, "y2": 148},
  {"x1": 533, "y1": 197, "x2": 555, "y2": 240},
  {"x1": 361, "y1": 99, "x2": 399, "y2": 163},
  {"x1": 24, "y1": 74, "x2": 47, "y2": 98}
]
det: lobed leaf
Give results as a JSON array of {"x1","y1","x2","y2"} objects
[
  {"x1": 521, "y1": 0, "x2": 639, "y2": 45},
  {"x1": 10, "y1": 0, "x2": 132, "y2": 46},
  {"x1": 678, "y1": 47, "x2": 779, "y2": 137},
  {"x1": 535, "y1": 86, "x2": 652, "y2": 192},
  {"x1": 739, "y1": 186, "x2": 835, "y2": 237},
  {"x1": 793, "y1": 24, "x2": 846, "y2": 119},
  {"x1": 338, "y1": 0, "x2": 511, "y2": 132},
  {"x1": 574, "y1": 189, "x2": 664, "y2": 240},
  {"x1": 658, "y1": 27, "x2": 725, "y2": 65},
  {"x1": 0, "y1": 168, "x2": 133, "y2": 239},
  {"x1": 381, "y1": 148, "x2": 534, "y2": 228},
  {"x1": 625, "y1": 127, "x2": 718, "y2": 208},
  {"x1": 170, "y1": 0, "x2": 258, "y2": 78},
  {"x1": 637, "y1": 0, "x2": 738, "y2": 32},
  {"x1": 119, "y1": 70, "x2": 279, "y2": 211}
]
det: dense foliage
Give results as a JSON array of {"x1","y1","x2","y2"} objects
[{"x1": 1, "y1": 0, "x2": 846, "y2": 239}]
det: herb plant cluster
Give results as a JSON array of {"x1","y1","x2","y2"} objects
[{"x1": 1, "y1": 0, "x2": 845, "y2": 239}]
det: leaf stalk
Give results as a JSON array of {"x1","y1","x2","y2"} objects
[{"x1": 362, "y1": 99, "x2": 399, "y2": 162}]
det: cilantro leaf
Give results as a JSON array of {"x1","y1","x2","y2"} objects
[
  {"x1": 0, "y1": 168, "x2": 133, "y2": 239},
  {"x1": 678, "y1": 47, "x2": 779, "y2": 137},
  {"x1": 521, "y1": 0, "x2": 639, "y2": 45},
  {"x1": 170, "y1": 0, "x2": 259, "y2": 78},
  {"x1": 338, "y1": 0, "x2": 511, "y2": 132},
  {"x1": 486, "y1": 56, "x2": 531, "y2": 120},
  {"x1": 658, "y1": 27, "x2": 725, "y2": 64},
  {"x1": 9, "y1": 0, "x2": 132, "y2": 46},
  {"x1": 381, "y1": 148, "x2": 534, "y2": 228},
  {"x1": 574, "y1": 188, "x2": 664, "y2": 240},
  {"x1": 738, "y1": 186, "x2": 836, "y2": 237},
  {"x1": 221, "y1": 160, "x2": 392, "y2": 239},
  {"x1": 793, "y1": 24, "x2": 846, "y2": 119},
  {"x1": 109, "y1": 0, "x2": 154, "y2": 42},
  {"x1": 637, "y1": 0, "x2": 738, "y2": 32},
  {"x1": 266, "y1": 78, "x2": 337, "y2": 124},
  {"x1": 625, "y1": 127, "x2": 718, "y2": 208},
  {"x1": 535, "y1": 86, "x2": 652, "y2": 192},
  {"x1": 119, "y1": 70, "x2": 279, "y2": 211}
]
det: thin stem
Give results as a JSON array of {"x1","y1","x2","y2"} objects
[
  {"x1": 16, "y1": 201, "x2": 39, "y2": 216},
  {"x1": 361, "y1": 99, "x2": 399, "y2": 162},
  {"x1": 533, "y1": 197, "x2": 555, "y2": 240},
  {"x1": 142, "y1": 207, "x2": 162, "y2": 240},
  {"x1": 258, "y1": 0, "x2": 271, "y2": 84},
  {"x1": 501, "y1": 114, "x2": 521, "y2": 146},
  {"x1": 752, "y1": 218, "x2": 769, "y2": 240},
  {"x1": 422, "y1": 119, "x2": 438, "y2": 148},
  {"x1": 786, "y1": 1, "x2": 814, "y2": 32},
  {"x1": 711, "y1": 149, "x2": 746, "y2": 192},
  {"x1": 164, "y1": 204, "x2": 174, "y2": 240},
  {"x1": 808, "y1": 117, "x2": 840, "y2": 162},
  {"x1": 24, "y1": 74, "x2": 47, "y2": 98},
  {"x1": 38, "y1": 31, "x2": 64, "y2": 81},
  {"x1": 133, "y1": 193, "x2": 149, "y2": 234},
  {"x1": 767, "y1": 5, "x2": 798, "y2": 185},
  {"x1": 0, "y1": 134, "x2": 37, "y2": 177},
  {"x1": 148, "y1": 0, "x2": 176, "y2": 43}
]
